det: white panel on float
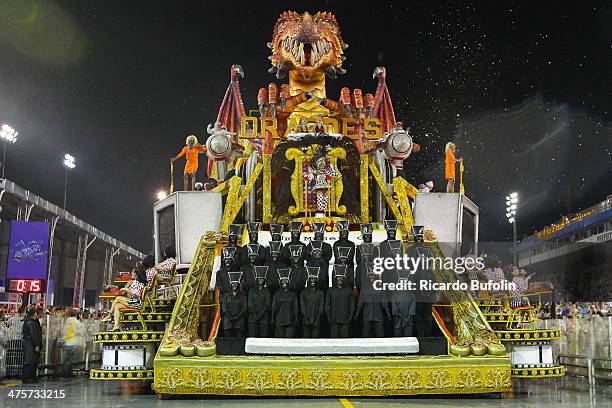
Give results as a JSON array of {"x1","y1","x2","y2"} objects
[
  {"x1": 413, "y1": 193, "x2": 479, "y2": 256},
  {"x1": 116, "y1": 348, "x2": 146, "y2": 368},
  {"x1": 509, "y1": 345, "x2": 541, "y2": 366},
  {"x1": 101, "y1": 345, "x2": 156, "y2": 369},
  {"x1": 102, "y1": 349, "x2": 115, "y2": 367},
  {"x1": 541, "y1": 344, "x2": 554, "y2": 365},
  {"x1": 245, "y1": 337, "x2": 419, "y2": 355},
  {"x1": 154, "y1": 191, "x2": 223, "y2": 266}
]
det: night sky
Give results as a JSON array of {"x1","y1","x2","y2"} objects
[{"x1": 0, "y1": 0, "x2": 609, "y2": 252}]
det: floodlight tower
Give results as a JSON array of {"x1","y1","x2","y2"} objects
[
  {"x1": 63, "y1": 153, "x2": 76, "y2": 210},
  {"x1": 506, "y1": 192, "x2": 519, "y2": 265}
]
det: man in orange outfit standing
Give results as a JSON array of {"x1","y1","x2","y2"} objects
[
  {"x1": 171, "y1": 135, "x2": 206, "y2": 191},
  {"x1": 445, "y1": 142, "x2": 463, "y2": 193}
]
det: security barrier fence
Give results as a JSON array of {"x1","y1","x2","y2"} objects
[
  {"x1": 1, "y1": 313, "x2": 611, "y2": 382},
  {"x1": 542, "y1": 317, "x2": 612, "y2": 386},
  {"x1": 1, "y1": 315, "x2": 104, "y2": 378}
]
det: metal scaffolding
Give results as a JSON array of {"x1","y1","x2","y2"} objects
[{"x1": 72, "y1": 234, "x2": 97, "y2": 308}]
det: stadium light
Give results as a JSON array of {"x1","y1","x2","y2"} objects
[
  {"x1": 63, "y1": 153, "x2": 76, "y2": 210},
  {"x1": 505, "y1": 192, "x2": 519, "y2": 265},
  {"x1": 157, "y1": 191, "x2": 167, "y2": 201},
  {"x1": 63, "y1": 153, "x2": 76, "y2": 169},
  {"x1": 0, "y1": 124, "x2": 19, "y2": 179}
]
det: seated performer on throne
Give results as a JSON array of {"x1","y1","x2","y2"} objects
[
  {"x1": 145, "y1": 246, "x2": 177, "y2": 291},
  {"x1": 102, "y1": 261, "x2": 150, "y2": 331},
  {"x1": 315, "y1": 117, "x2": 326, "y2": 135},
  {"x1": 271, "y1": 269, "x2": 299, "y2": 338},
  {"x1": 325, "y1": 265, "x2": 355, "y2": 338},
  {"x1": 300, "y1": 267, "x2": 325, "y2": 338},
  {"x1": 281, "y1": 222, "x2": 307, "y2": 264},
  {"x1": 247, "y1": 266, "x2": 271, "y2": 337},
  {"x1": 306, "y1": 148, "x2": 337, "y2": 215}
]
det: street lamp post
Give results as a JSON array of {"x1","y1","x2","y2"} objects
[
  {"x1": 63, "y1": 154, "x2": 76, "y2": 210},
  {"x1": 505, "y1": 192, "x2": 519, "y2": 265},
  {"x1": 0, "y1": 124, "x2": 18, "y2": 179}
]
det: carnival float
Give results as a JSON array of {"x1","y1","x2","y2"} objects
[{"x1": 92, "y1": 10, "x2": 563, "y2": 396}]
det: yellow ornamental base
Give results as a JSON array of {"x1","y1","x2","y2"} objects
[
  {"x1": 152, "y1": 354, "x2": 511, "y2": 396},
  {"x1": 511, "y1": 365, "x2": 565, "y2": 378},
  {"x1": 90, "y1": 368, "x2": 154, "y2": 380}
]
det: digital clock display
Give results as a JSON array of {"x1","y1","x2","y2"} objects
[{"x1": 7, "y1": 279, "x2": 45, "y2": 293}]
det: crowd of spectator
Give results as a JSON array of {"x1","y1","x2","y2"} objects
[
  {"x1": 0, "y1": 304, "x2": 101, "y2": 384},
  {"x1": 0, "y1": 305, "x2": 105, "y2": 322},
  {"x1": 554, "y1": 302, "x2": 612, "y2": 319}
]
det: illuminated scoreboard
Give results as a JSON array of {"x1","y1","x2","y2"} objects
[
  {"x1": 6, "y1": 221, "x2": 50, "y2": 294},
  {"x1": 7, "y1": 279, "x2": 45, "y2": 293}
]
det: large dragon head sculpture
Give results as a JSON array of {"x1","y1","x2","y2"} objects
[{"x1": 268, "y1": 11, "x2": 347, "y2": 81}]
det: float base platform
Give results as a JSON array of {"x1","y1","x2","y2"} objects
[{"x1": 153, "y1": 354, "x2": 511, "y2": 397}]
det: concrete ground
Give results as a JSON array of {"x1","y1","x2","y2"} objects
[{"x1": 0, "y1": 377, "x2": 611, "y2": 408}]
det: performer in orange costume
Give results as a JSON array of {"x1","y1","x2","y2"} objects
[
  {"x1": 171, "y1": 135, "x2": 206, "y2": 191},
  {"x1": 445, "y1": 142, "x2": 463, "y2": 193}
]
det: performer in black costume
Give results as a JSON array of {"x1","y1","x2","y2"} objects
[
  {"x1": 409, "y1": 225, "x2": 435, "y2": 337},
  {"x1": 356, "y1": 224, "x2": 380, "y2": 289},
  {"x1": 248, "y1": 266, "x2": 271, "y2": 337},
  {"x1": 305, "y1": 241, "x2": 329, "y2": 289},
  {"x1": 223, "y1": 224, "x2": 244, "y2": 269},
  {"x1": 356, "y1": 266, "x2": 390, "y2": 337},
  {"x1": 266, "y1": 240, "x2": 285, "y2": 292},
  {"x1": 334, "y1": 246, "x2": 355, "y2": 289},
  {"x1": 325, "y1": 265, "x2": 355, "y2": 338},
  {"x1": 243, "y1": 222, "x2": 265, "y2": 264},
  {"x1": 217, "y1": 247, "x2": 238, "y2": 295},
  {"x1": 379, "y1": 222, "x2": 403, "y2": 284},
  {"x1": 271, "y1": 269, "x2": 299, "y2": 338},
  {"x1": 300, "y1": 266, "x2": 325, "y2": 338},
  {"x1": 241, "y1": 243, "x2": 262, "y2": 291},
  {"x1": 221, "y1": 272, "x2": 247, "y2": 337},
  {"x1": 390, "y1": 269, "x2": 416, "y2": 337},
  {"x1": 288, "y1": 245, "x2": 307, "y2": 292},
  {"x1": 379, "y1": 220, "x2": 399, "y2": 258},
  {"x1": 332, "y1": 220, "x2": 355, "y2": 287},
  {"x1": 307, "y1": 222, "x2": 332, "y2": 263},
  {"x1": 270, "y1": 223, "x2": 284, "y2": 241},
  {"x1": 281, "y1": 221, "x2": 307, "y2": 263},
  {"x1": 264, "y1": 224, "x2": 285, "y2": 264},
  {"x1": 356, "y1": 242, "x2": 377, "y2": 289}
]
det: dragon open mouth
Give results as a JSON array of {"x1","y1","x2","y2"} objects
[{"x1": 282, "y1": 37, "x2": 331, "y2": 67}]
